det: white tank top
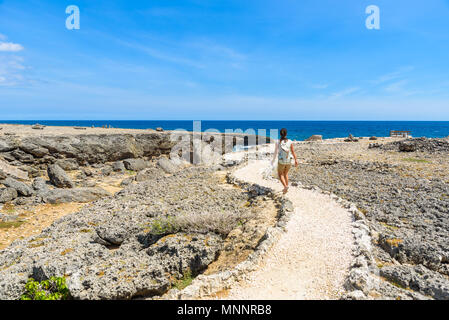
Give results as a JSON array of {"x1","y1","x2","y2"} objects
[{"x1": 278, "y1": 139, "x2": 292, "y2": 164}]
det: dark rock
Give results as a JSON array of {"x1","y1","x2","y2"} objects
[
  {"x1": 1, "y1": 178, "x2": 34, "y2": 197},
  {"x1": 112, "y1": 161, "x2": 125, "y2": 172},
  {"x1": 32, "y1": 178, "x2": 49, "y2": 193},
  {"x1": 55, "y1": 159, "x2": 79, "y2": 171},
  {"x1": 123, "y1": 159, "x2": 148, "y2": 171},
  {"x1": 382, "y1": 138, "x2": 449, "y2": 153},
  {"x1": 82, "y1": 167, "x2": 93, "y2": 177},
  {"x1": 10, "y1": 149, "x2": 34, "y2": 163},
  {"x1": 101, "y1": 166, "x2": 113, "y2": 176},
  {"x1": 0, "y1": 188, "x2": 18, "y2": 203},
  {"x1": 120, "y1": 177, "x2": 134, "y2": 186},
  {"x1": 47, "y1": 164, "x2": 75, "y2": 188},
  {"x1": 146, "y1": 233, "x2": 221, "y2": 277},
  {"x1": 19, "y1": 142, "x2": 49, "y2": 157},
  {"x1": 43, "y1": 187, "x2": 111, "y2": 204},
  {"x1": 399, "y1": 141, "x2": 417, "y2": 152},
  {"x1": 0, "y1": 138, "x2": 17, "y2": 152},
  {"x1": 31, "y1": 124, "x2": 45, "y2": 130},
  {"x1": 1, "y1": 153, "x2": 16, "y2": 162},
  {"x1": 380, "y1": 265, "x2": 449, "y2": 300}
]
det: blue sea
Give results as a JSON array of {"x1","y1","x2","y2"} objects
[{"x1": 1, "y1": 120, "x2": 448, "y2": 141}]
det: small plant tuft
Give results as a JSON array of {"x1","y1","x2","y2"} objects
[
  {"x1": 172, "y1": 269, "x2": 194, "y2": 290},
  {"x1": 20, "y1": 277, "x2": 70, "y2": 300}
]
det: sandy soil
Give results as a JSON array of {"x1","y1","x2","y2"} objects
[{"x1": 0, "y1": 202, "x2": 85, "y2": 250}]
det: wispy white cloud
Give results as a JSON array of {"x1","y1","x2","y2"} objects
[
  {"x1": 0, "y1": 34, "x2": 6, "y2": 41},
  {"x1": 328, "y1": 87, "x2": 359, "y2": 100},
  {"x1": 372, "y1": 66, "x2": 414, "y2": 85},
  {"x1": 384, "y1": 80, "x2": 408, "y2": 93},
  {"x1": 0, "y1": 42, "x2": 24, "y2": 52},
  {"x1": 0, "y1": 55, "x2": 27, "y2": 86},
  {"x1": 116, "y1": 40, "x2": 205, "y2": 68}
]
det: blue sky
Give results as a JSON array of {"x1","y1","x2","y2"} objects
[{"x1": 0, "y1": 0, "x2": 448, "y2": 120}]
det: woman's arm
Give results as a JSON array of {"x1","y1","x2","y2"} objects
[
  {"x1": 272, "y1": 142, "x2": 279, "y2": 165},
  {"x1": 291, "y1": 143, "x2": 298, "y2": 167}
]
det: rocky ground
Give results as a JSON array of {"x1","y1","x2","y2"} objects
[
  {"x1": 1, "y1": 123, "x2": 448, "y2": 300},
  {"x1": 289, "y1": 136, "x2": 449, "y2": 299},
  {"x1": 0, "y1": 163, "x2": 276, "y2": 299},
  {"x1": 0, "y1": 124, "x2": 275, "y2": 300}
]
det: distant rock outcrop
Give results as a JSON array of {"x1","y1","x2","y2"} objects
[{"x1": 305, "y1": 135, "x2": 323, "y2": 142}]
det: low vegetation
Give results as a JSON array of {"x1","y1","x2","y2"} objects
[
  {"x1": 0, "y1": 221, "x2": 24, "y2": 229},
  {"x1": 20, "y1": 277, "x2": 70, "y2": 300},
  {"x1": 172, "y1": 269, "x2": 194, "y2": 290},
  {"x1": 149, "y1": 210, "x2": 253, "y2": 237}
]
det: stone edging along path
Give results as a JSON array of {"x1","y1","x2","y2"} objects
[
  {"x1": 162, "y1": 154, "x2": 378, "y2": 300},
  {"x1": 161, "y1": 157, "x2": 294, "y2": 300}
]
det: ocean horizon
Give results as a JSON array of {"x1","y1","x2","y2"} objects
[{"x1": 1, "y1": 120, "x2": 449, "y2": 141}]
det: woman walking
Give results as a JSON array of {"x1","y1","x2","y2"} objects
[{"x1": 272, "y1": 128, "x2": 298, "y2": 194}]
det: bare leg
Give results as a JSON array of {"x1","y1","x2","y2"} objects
[
  {"x1": 282, "y1": 166, "x2": 291, "y2": 194},
  {"x1": 279, "y1": 169, "x2": 289, "y2": 194}
]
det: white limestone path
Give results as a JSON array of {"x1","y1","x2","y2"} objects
[{"x1": 222, "y1": 156, "x2": 354, "y2": 300}]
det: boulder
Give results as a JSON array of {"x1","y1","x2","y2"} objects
[
  {"x1": 0, "y1": 138, "x2": 17, "y2": 152},
  {"x1": 101, "y1": 166, "x2": 113, "y2": 176},
  {"x1": 305, "y1": 135, "x2": 323, "y2": 142},
  {"x1": 399, "y1": 141, "x2": 417, "y2": 152},
  {"x1": 43, "y1": 187, "x2": 111, "y2": 204},
  {"x1": 31, "y1": 124, "x2": 45, "y2": 130},
  {"x1": 10, "y1": 149, "x2": 34, "y2": 163},
  {"x1": 369, "y1": 136, "x2": 378, "y2": 141},
  {"x1": 157, "y1": 157, "x2": 178, "y2": 174},
  {"x1": 156, "y1": 127, "x2": 164, "y2": 132},
  {"x1": 55, "y1": 159, "x2": 79, "y2": 171},
  {"x1": 32, "y1": 178, "x2": 49, "y2": 193},
  {"x1": 1, "y1": 178, "x2": 34, "y2": 197},
  {"x1": 123, "y1": 159, "x2": 148, "y2": 171},
  {"x1": 0, "y1": 188, "x2": 18, "y2": 203},
  {"x1": 112, "y1": 161, "x2": 125, "y2": 172},
  {"x1": 82, "y1": 167, "x2": 93, "y2": 177},
  {"x1": 120, "y1": 177, "x2": 134, "y2": 186},
  {"x1": 0, "y1": 160, "x2": 29, "y2": 180},
  {"x1": 47, "y1": 164, "x2": 75, "y2": 188},
  {"x1": 19, "y1": 142, "x2": 49, "y2": 158}
]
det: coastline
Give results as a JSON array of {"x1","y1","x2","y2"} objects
[
  {"x1": 1, "y1": 121, "x2": 448, "y2": 140},
  {"x1": 0, "y1": 124, "x2": 448, "y2": 300}
]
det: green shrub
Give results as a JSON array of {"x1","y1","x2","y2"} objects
[
  {"x1": 149, "y1": 216, "x2": 179, "y2": 235},
  {"x1": 172, "y1": 269, "x2": 194, "y2": 290},
  {"x1": 20, "y1": 277, "x2": 70, "y2": 300}
]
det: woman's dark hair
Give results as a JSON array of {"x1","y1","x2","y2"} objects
[{"x1": 280, "y1": 128, "x2": 288, "y2": 142}]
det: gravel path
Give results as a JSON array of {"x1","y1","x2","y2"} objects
[{"x1": 224, "y1": 158, "x2": 354, "y2": 300}]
